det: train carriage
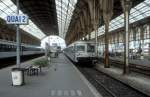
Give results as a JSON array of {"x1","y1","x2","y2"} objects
[
  {"x1": 0, "y1": 40, "x2": 44, "y2": 59},
  {"x1": 64, "y1": 41, "x2": 97, "y2": 65}
]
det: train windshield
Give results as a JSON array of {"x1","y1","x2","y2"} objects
[
  {"x1": 76, "y1": 45, "x2": 85, "y2": 51},
  {"x1": 87, "y1": 44, "x2": 95, "y2": 52}
]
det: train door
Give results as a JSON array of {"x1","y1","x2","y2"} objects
[{"x1": 87, "y1": 43, "x2": 95, "y2": 57}]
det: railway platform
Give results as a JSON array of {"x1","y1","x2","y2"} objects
[
  {"x1": 96, "y1": 63, "x2": 150, "y2": 96},
  {"x1": 110, "y1": 56, "x2": 150, "y2": 67},
  {"x1": 0, "y1": 54, "x2": 102, "y2": 97},
  {"x1": 100, "y1": 56, "x2": 150, "y2": 67}
]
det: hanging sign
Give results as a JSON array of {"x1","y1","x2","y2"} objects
[{"x1": 6, "y1": 15, "x2": 28, "y2": 25}]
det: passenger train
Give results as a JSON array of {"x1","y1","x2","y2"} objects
[
  {"x1": 0, "y1": 40, "x2": 44, "y2": 59},
  {"x1": 64, "y1": 41, "x2": 97, "y2": 64}
]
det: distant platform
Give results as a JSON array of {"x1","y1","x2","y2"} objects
[{"x1": 100, "y1": 56, "x2": 150, "y2": 67}]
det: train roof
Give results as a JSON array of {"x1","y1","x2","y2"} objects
[
  {"x1": 67, "y1": 40, "x2": 96, "y2": 47},
  {"x1": 74, "y1": 40, "x2": 95, "y2": 44}
]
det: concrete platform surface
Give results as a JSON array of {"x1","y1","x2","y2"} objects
[
  {"x1": 0, "y1": 54, "x2": 102, "y2": 97},
  {"x1": 100, "y1": 56, "x2": 150, "y2": 67},
  {"x1": 96, "y1": 64, "x2": 150, "y2": 96}
]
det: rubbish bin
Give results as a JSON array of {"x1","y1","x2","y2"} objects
[{"x1": 11, "y1": 68, "x2": 25, "y2": 86}]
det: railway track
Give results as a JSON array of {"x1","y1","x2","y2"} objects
[
  {"x1": 0, "y1": 54, "x2": 44, "y2": 69},
  {"x1": 76, "y1": 66, "x2": 149, "y2": 97}
]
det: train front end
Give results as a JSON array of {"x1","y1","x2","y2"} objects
[{"x1": 75, "y1": 42, "x2": 97, "y2": 64}]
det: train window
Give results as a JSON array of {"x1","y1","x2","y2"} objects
[
  {"x1": 0, "y1": 44, "x2": 2, "y2": 51},
  {"x1": 75, "y1": 45, "x2": 85, "y2": 51},
  {"x1": 3, "y1": 44, "x2": 6, "y2": 49},
  {"x1": 87, "y1": 44, "x2": 95, "y2": 52}
]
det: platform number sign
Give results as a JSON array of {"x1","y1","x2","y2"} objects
[{"x1": 6, "y1": 15, "x2": 28, "y2": 25}]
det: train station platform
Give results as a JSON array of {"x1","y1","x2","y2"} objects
[
  {"x1": 99, "y1": 56, "x2": 150, "y2": 67},
  {"x1": 96, "y1": 63, "x2": 150, "y2": 96},
  {"x1": 0, "y1": 54, "x2": 102, "y2": 97},
  {"x1": 110, "y1": 56, "x2": 150, "y2": 67}
]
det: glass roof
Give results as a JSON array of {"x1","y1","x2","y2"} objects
[
  {"x1": 55, "y1": 0, "x2": 77, "y2": 38},
  {"x1": 0, "y1": 0, "x2": 46, "y2": 40},
  {"x1": 90, "y1": 0, "x2": 150, "y2": 39}
]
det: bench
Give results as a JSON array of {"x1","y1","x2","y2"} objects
[{"x1": 24, "y1": 66, "x2": 42, "y2": 76}]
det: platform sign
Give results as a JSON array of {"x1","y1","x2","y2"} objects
[{"x1": 6, "y1": 15, "x2": 28, "y2": 25}]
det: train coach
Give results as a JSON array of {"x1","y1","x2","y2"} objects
[
  {"x1": 64, "y1": 41, "x2": 97, "y2": 65},
  {"x1": 0, "y1": 40, "x2": 44, "y2": 59}
]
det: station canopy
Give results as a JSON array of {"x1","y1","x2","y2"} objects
[
  {"x1": 0, "y1": 0, "x2": 149, "y2": 41},
  {"x1": 55, "y1": 0, "x2": 77, "y2": 38},
  {"x1": 0, "y1": 0, "x2": 77, "y2": 40},
  {"x1": 90, "y1": 0, "x2": 150, "y2": 39},
  {"x1": 0, "y1": 0, "x2": 46, "y2": 39}
]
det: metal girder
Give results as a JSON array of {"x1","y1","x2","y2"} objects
[
  {"x1": 65, "y1": 0, "x2": 144, "y2": 44},
  {"x1": 0, "y1": 18, "x2": 40, "y2": 45},
  {"x1": 11, "y1": 0, "x2": 58, "y2": 35}
]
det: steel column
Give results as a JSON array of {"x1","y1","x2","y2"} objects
[
  {"x1": 140, "y1": 26, "x2": 144, "y2": 53},
  {"x1": 16, "y1": 0, "x2": 21, "y2": 67},
  {"x1": 88, "y1": 32, "x2": 91, "y2": 40},
  {"x1": 122, "y1": 0, "x2": 131, "y2": 74},
  {"x1": 124, "y1": 9, "x2": 129, "y2": 74},
  {"x1": 104, "y1": 22, "x2": 109, "y2": 68},
  {"x1": 95, "y1": 29, "x2": 98, "y2": 57},
  {"x1": 102, "y1": 0, "x2": 114, "y2": 68},
  {"x1": 93, "y1": 0, "x2": 98, "y2": 57}
]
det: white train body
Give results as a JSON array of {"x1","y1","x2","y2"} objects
[{"x1": 64, "y1": 41, "x2": 97, "y2": 63}]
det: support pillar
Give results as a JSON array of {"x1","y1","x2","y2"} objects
[
  {"x1": 140, "y1": 26, "x2": 144, "y2": 52},
  {"x1": 94, "y1": 25, "x2": 98, "y2": 57},
  {"x1": 16, "y1": 0, "x2": 21, "y2": 67},
  {"x1": 88, "y1": 26, "x2": 91, "y2": 40},
  {"x1": 104, "y1": 19, "x2": 110, "y2": 68},
  {"x1": 88, "y1": 33, "x2": 91, "y2": 40},
  {"x1": 93, "y1": 0, "x2": 99, "y2": 57},
  {"x1": 102, "y1": 0, "x2": 114, "y2": 68},
  {"x1": 121, "y1": 0, "x2": 132, "y2": 74}
]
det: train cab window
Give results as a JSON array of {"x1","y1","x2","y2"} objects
[
  {"x1": 87, "y1": 44, "x2": 95, "y2": 52},
  {"x1": 75, "y1": 45, "x2": 85, "y2": 52}
]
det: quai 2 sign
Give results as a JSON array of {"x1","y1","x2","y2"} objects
[{"x1": 6, "y1": 15, "x2": 28, "y2": 25}]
